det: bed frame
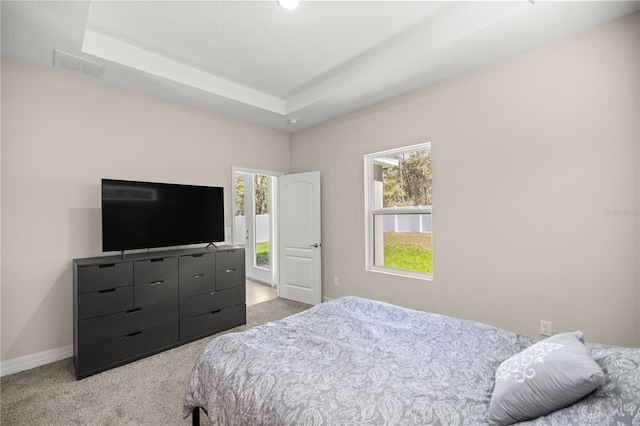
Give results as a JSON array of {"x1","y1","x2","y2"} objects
[{"x1": 191, "y1": 408, "x2": 200, "y2": 426}]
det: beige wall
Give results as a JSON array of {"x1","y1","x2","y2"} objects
[
  {"x1": 1, "y1": 12, "x2": 639, "y2": 364},
  {"x1": 291, "y1": 13, "x2": 640, "y2": 347},
  {"x1": 0, "y1": 60, "x2": 290, "y2": 361}
]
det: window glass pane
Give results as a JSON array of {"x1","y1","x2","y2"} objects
[
  {"x1": 374, "y1": 148, "x2": 431, "y2": 209},
  {"x1": 373, "y1": 213, "x2": 432, "y2": 274},
  {"x1": 234, "y1": 175, "x2": 246, "y2": 247},
  {"x1": 254, "y1": 175, "x2": 270, "y2": 269}
]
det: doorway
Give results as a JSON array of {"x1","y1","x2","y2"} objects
[{"x1": 232, "y1": 167, "x2": 281, "y2": 287}]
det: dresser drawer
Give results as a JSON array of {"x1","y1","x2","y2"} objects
[
  {"x1": 215, "y1": 268, "x2": 243, "y2": 290},
  {"x1": 179, "y1": 253, "x2": 215, "y2": 281},
  {"x1": 179, "y1": 274, "x2": 215, "y2": 298},
  {"x1": 134, "y1": 257, "x2": 178, "y2": 284},
  {"x1": 77, "y1": 262, "x2": 132, "y2": 294},
  {"x1": 134, "y1": 278, "x2": 178, "y2": 307},
  {"x1": 180, "y1": 304, "x2": 246, "y2": 342},
  {"x1": 179, "y1": 253, "x2": 216, "y2": 298},
  {"x1": 77, "y1": 286, "x2": 133, "y2": 320},
  {"x1": 77, "y1": 321, "x2": 179, "y2": 378},
  {"x1": 180, "y1": 286, "x2": 245, "y2": 319},
  {"x1": 216, "y1": 249, "x2": 244, "y2": 271},
  {"x1": 78, "y1": 301, "x2": 179, "y2": 346}
]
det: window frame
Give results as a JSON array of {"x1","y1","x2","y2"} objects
[{"x1": 364, "y1": 142, "x2": 433, "y2": 281}]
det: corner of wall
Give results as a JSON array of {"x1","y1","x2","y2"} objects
[
  {"x1": 1, "y1": 55, "x2": 3, "y2": 364},
  {"x1": 637, "y1": 11, "x2": 640, "y2": 347}
]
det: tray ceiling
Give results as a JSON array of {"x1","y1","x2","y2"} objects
[{"x1": 2, "y1": 1, "x2": 639, "y2": 132}]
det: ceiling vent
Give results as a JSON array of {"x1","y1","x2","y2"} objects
[{"x1": 53, "y1": 50, "x2": 107, "y2": 79}]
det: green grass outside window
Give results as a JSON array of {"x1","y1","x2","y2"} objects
[{"x1": 382, "y1": 232, "x2": 432, "y2": 274}]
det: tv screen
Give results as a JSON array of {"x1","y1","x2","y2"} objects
[{"x1": 101, "y1": 179, "x2": 224, "y2": 252}]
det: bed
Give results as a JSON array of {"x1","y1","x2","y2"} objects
[{"x1": 183, "y1": 296, "x2": 640, "y2": 425}]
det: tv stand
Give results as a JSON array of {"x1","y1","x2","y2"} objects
[{"x1": 72, "y1": 246, "x2": 246, "y2": 379}]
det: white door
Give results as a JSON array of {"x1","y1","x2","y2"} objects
[{"x1": 278, "y1": 171, "x2": 322, "y2": 305}]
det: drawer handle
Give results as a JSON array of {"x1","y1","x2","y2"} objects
[
  {"x1": 98, "y1": 288, "x2": 116, "y2": 294},
  {"x1": 126, "y1": 308, "x2": 141, "y2": 314},
  {"x1": 150, "y1": 281, "x2": 164, "y2": 286},
  {"x1": 192, "y1": 274, "x2": 204, "y2": 279},
  {"x1": 209, "y1": 291, "x2": 219, "y2": 296},
  {"x1": 210, "y1": 309, "x2": 222, "y2": 315},
  {"x1": 225, "y1": 269, "x2": 235, "y2": 273},
  {"x1": 150, "y1": 258, "x2": 164, "y2": 263},
  {"x1": 193, "y1": 254, "x2": 203, "y2": 258},
  {"x1": 98, "y1": 264, "x2": 116, "y2": 269},
  {"x1": 126, "y1": 331, "x2": 142, "y2": 338}
]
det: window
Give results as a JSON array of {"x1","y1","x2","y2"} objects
[{"x1": 365, "y1": 143, "x2": 432, "y2": 279}]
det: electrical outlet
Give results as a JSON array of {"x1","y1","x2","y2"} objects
[
  {"x1": 333, "y1": 277, "x2": 339, "y2": 287},
  {"x1": 540, "y1": 320, "x2": 553, "y2": 336}
]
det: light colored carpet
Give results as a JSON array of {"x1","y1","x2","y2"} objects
[{"x1": 1, "y1": 298, "x2": 311, "y2": 426}]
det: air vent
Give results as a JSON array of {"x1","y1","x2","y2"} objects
[{"x1": 53, "y1": 50, "x2": 107, "y2": 79}]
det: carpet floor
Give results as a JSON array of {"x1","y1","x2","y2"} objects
[{"x1": 1, "y1": 298, "x2": 311, "y2": 426}]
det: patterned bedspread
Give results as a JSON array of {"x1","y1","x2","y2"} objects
[{"x1": 183, "y1": 296, "x2": 640, "y2": 425}]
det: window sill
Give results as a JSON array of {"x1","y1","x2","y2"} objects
[{"x1": 366, "y1": 266, "x2": 433, "y2": 281}]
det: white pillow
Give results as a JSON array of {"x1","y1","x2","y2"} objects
[{"x1": 488, "y1": 331, "x2": 605, "y2": 426}]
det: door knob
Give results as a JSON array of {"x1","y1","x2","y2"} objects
[{"x1": 309, "y1": 243, "x2": 320, "y2": 248}]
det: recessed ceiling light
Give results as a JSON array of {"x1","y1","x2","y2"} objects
[{"x1": 278, "y1": 0, "x2": 300, "y2": 10}]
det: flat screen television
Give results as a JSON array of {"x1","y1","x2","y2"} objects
[{"x1": 101, "y1": 179, "x2": 224, "y2": 252}]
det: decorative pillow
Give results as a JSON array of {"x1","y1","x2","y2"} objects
[{"x1": 488, "y1": 331, "x2": 605, "y2": 426}]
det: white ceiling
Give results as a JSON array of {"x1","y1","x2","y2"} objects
[{"x1": 2, "y1": 1, "x2": 639, "y2": 132}]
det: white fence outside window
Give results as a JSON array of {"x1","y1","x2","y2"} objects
[{"x1": 382, "y1": 210, "x2": 432, "y2": 233}]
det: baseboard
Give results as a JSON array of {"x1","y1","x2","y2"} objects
[{"x1": 0, "y1": 345, "x2": 73, "y2": 377}]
